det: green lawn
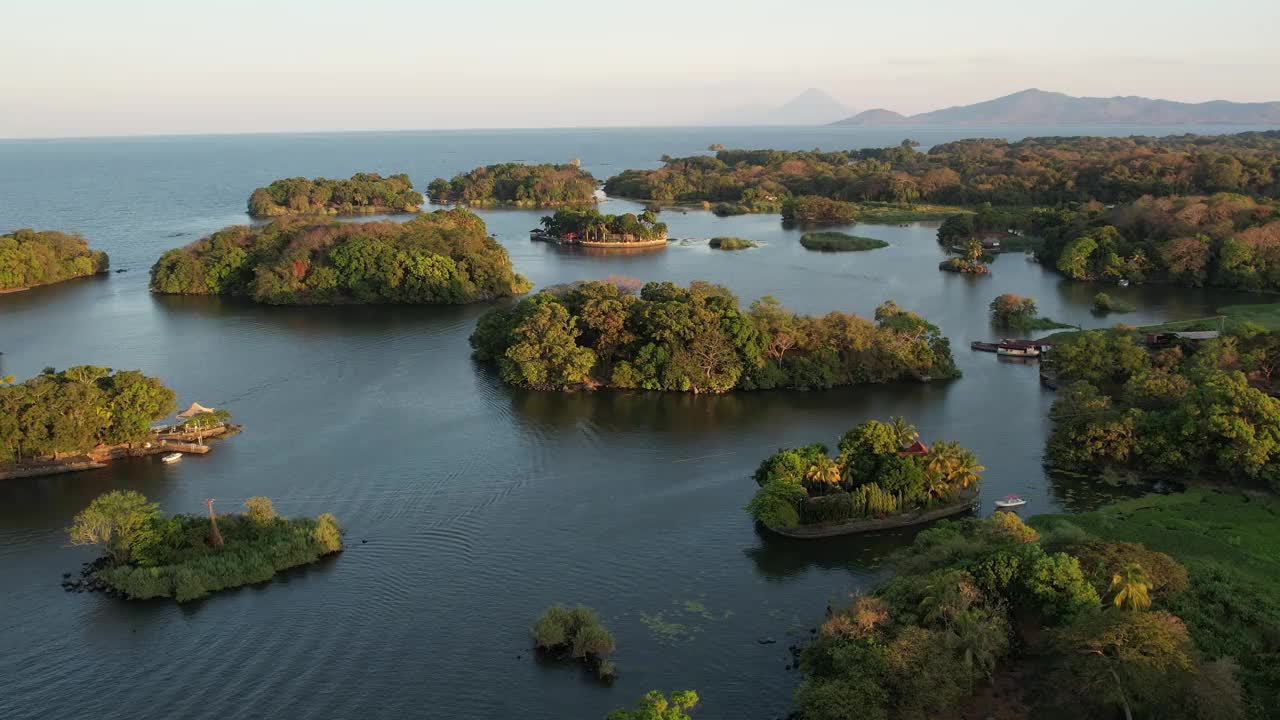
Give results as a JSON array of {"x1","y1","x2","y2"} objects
[
  {"x1": 853, "y1": 202, "x2": 970, "y2": 223},
  {"x1": 1040, "y1": 302, "x2": 1280, "y2": 343}
]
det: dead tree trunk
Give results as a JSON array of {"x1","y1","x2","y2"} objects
[{"x1": 206, "y1": 498, "x2": 224, "y2": 548}]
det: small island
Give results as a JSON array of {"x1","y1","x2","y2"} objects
[
  {"x1": 0, "y1": 229, "x2": 109, "y2": 293},
  {"x1": 939, "y1": 238, "x2": 991, "y2": 274},
  {"x1": 799, "y1": 232, "x2": 888, "y2": 252},
  {"x1": 708, "y1": 237, "x2": 757, "y2": 250},
  {"x1": 68, "y1": 491, "x2": 342, "y2": 602},
  {"x1": 247, "y1": 173, "x2": 423, "y2": 217},
  {"x1": 989, "y1": 293, "x2": 1074, "y2": 331},
  {"x1": 428, "y1": 163, "x2": 598, "y2": 207},
  {"x1": 746, "y1": 418, "x2": 982, "y2": 537},
  {"x1": 470, "y1": 280, "x2": 958, "y2": 393},
  {"x1": 150, "y1": 209, "x2": 530, "y2": 305},
  {"x1": 0, "y1": 367, "x2": 233, "y2": 480},
  {"x1": 531, "y1": 207, "x2": 668, "y2": 248}
]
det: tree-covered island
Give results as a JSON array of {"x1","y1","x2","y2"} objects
[
  {"x1": 68, "y1": 491, "x2": 342, "y2": 603},
  {"x1": 247, "y1": 173, "x2": 423, "y2": 217},
  {"x1": 1043, "y1": 327, "x2": 1280, "y2": 490},
  {"x1": 470, "y1": 280, "x2": 958, "y2": 393},
  {"x1": 428, "y1": 163, "x2": 599, "y2": 207},
  {"x1": 0, "y1": 229, "x2": 109, "y2": 292},
  {"x1": 532, "y1": 207, "x2": 668, "y2": 247},
  {"x1": 150, "y1": 209, "x2": 531, "y2": 305},
  {"x1": 0, "y1": 367, "x2": 233, "y2": 479},
  {"x1": 747, "y1": 418, "x2": 982, "y2": 536}
]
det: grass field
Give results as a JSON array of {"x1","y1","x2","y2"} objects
[
  {"x1": 1031, "y1": 490, "x2": 1280, "y2": 718},
  {"x1": 854, "y1": 202, "x2": 970, "y2": 223},
  {"x1": 1040, "y1": 302, "x2": 1280, "y2": 343}
]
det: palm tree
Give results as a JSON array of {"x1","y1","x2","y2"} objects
[
  {"x1": 1110, "y1": 563, "x2": 1152, "y2": 611},
  {"x1": 804, "y1": 457, "x2": 842, "y2": 490},
  {"x1": 888, "y1": 416, "x2": 919, "y2": 446},
  {"x1": 946, "y1": 611, "x2": 1007, "y2": 680},
  {"x1": 924, "y1": 441, "x2": 985, "y2": 493}
]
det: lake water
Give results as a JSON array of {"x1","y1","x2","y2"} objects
[{"x1": 0, "y1": 125, "x2": 1269, "y2": 720}]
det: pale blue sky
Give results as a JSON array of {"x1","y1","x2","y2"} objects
[{"x1": 2, "y1": 0, "x2": 1277, "y2": 137}]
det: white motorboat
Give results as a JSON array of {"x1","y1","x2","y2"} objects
[
  {"x1": 161, "y1": 452, "x2": 183, "y2": 464},
  {"x1": 994, "y1": 494, "x2": 1026, "y2": 509}
]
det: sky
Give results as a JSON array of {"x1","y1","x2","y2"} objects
[{"x1": 2, "y1": 0, "x2": 1278, "y2": 138}]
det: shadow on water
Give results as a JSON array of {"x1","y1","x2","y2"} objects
[{"x1": 742, "y1": 512, "x2": 976, "y2": 581}]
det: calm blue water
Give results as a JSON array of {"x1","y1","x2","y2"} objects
[{"x1": 0, "y1": 125, "x2": 1269, "y2": 720}]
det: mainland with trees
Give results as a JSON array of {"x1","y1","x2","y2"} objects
[
  {"x1": 150, "y1": 209, "x2": 531, "y2": 305},
  {"x1": 791, "y1": 491, "x2": 1274, "y2": 720},
  {"x1": 469, "y1": 280, "x2": 958, "y2": 393},
  {"x1": 0, "y1": 229, "x2": 109, "y2": 292}
]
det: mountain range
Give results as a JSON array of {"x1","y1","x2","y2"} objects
[{"x1": 832, "y1": 89, "x2": 1280, "y2": 126}]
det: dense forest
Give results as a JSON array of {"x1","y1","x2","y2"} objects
[
  {"x1": 150, "y1": 209, "x2": 530, "y2": 305},
  {"x1": 1044, "y1": 328, "x2": 1280, "y2": 490},
  {"x1": 793, "y1": 498, "x2": 1268, "y2": 720},
  {"x1": 247, "y1": 173, "x2": 423, "y2": 217},
  {"x1": 603, "y1": 132, "x2": 1280, "y2": 208},
  {"x1": 0, "y1": 367, "x2": 177, "y2": 463},
  {"x1": 0, "y1": 229, "x2": 109, "y2": 291},
  {"x1": 538, "y1": 207, "x2": 668, "y2": 243},
  {"x1": 428, "y1": 163, "x2": 598, "y2": 207},
  {"x1": 469, "y1": 280, "x2": 958, "y2": 393},
  {"x1": 1031, "y1": 194, "x2": 1280, "y2": 290},
  {"x1": 746, "y1": 418, "x2": 982, "y2": 530},
  {"x1": 71, "y1": 491, "x2": 342, "y2": 603}
]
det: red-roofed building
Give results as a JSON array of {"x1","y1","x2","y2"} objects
[{"x1": 898, "y1": 440, "x2": 930, "y2": 457}]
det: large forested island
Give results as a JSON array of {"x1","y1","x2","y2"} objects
[
  {"x1": 1030, "y1": 194, "x2": 1280, "y2": 291},
  {"x1": 534, "y1": 208, "x2": 668, "y2": 246},
  {"x1": 427, "y1": 163, "x2": 598, "y2": 207},
  {"x1": 747, "y1": 418, "x2": 982, "y2": 536},
  {"x1": 603, "y1": 132, "x2": 1280, "y2": 207},
  {"x1": 469, "y1": 280, "x2": 957, "y2": 392},
  {"x1": 247, "y1": 173, "x2": 423, "y2": 217},
  {"x1": 1043, "y1": 327, "x2": 1280, "y2": 490},
  {"x1": 150, "y1": 209, "x2": 530, "y2": 305},
  {"x1": 0, "y1": 367, "x2": 180, "y2": 473},
  {"x1": 792, "y1": 491, "x2": 1276, "y2": 720},
  {"x1": 0, "y1": 229, "x2": 109, "y2": 292},
  {"x1": 69, "y1": 491, "x2": 342, "y2": 603}
]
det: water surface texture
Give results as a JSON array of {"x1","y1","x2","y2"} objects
[{"x1": 0, "y1": 126, "x2": 1264, "y2": 720}]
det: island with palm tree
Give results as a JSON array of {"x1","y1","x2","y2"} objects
[
  {"x1": 532, "y1": 207, "x2": 669, "y2": 248},
  {"x1": 746, "y1": 417, "x2": 982, "y2": 538}
]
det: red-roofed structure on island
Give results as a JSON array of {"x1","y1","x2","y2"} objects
[{"x1": 898, "y1": 440, "x2": 930, "y2": 457}]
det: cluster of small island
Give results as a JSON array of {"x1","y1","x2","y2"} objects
[{"x1": 7, "y1": 129, "x2": 1280, "y2": 720}]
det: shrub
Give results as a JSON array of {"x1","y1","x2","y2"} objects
[
  {"x1": 244, "y1": 497, "x2": 275, "y2": 523},
  {"x1": 746, "y1": 481, "x2": 807, "y2": 528}
]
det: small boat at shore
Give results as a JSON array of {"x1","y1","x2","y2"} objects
[
  {"x1": 161, "y1": 452, "x2": 183, "y2": 464},
  {"x1": 994, "y1": 494, "x2": 1026, "y2": 509}
]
